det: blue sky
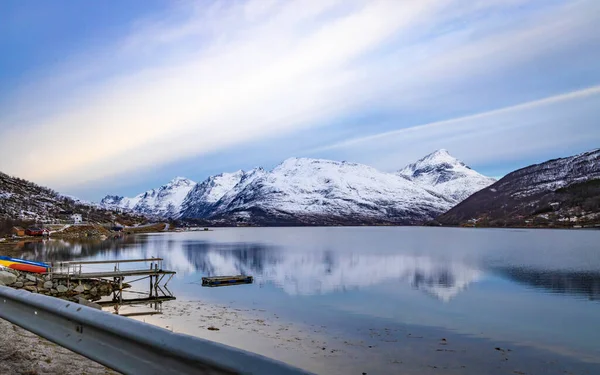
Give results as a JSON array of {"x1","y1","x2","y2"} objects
[{"x1": 0, "y1": 0, "x2": 599, "y2": 201}]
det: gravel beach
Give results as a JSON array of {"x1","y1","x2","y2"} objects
[{"x1": 0, "y1": 318, "x2": 117, "y2": 375}]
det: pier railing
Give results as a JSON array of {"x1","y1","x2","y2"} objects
[
  {"x1": 48, "y1": 258, "x2": 175, "y2": 315},
  {"x1": 0, "y1": 286, "x2": 311, "y2": 374},
  {"x1": 50, "y1": 257, "x2": 165, "y2": 277}
]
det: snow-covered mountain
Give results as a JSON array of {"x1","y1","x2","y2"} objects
[
  {"x1": 196, "y1": 157, "x2": 456, "y2": 224},
  {"x1": 179, "y1": 169, "x2": 266, "y2": 218},
  {"x1": 104, "y1": 150, "x2": 494, "y2": 225},
  {"x1": 399, "y1": 149, "x2": 496, "y2": 202},
  {"x1": 100, "y1": 177, "x2": 195, "y2": 218}
]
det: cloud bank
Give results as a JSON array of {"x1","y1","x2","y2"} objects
[{"x1": 0, "y1": 0, "x2": 598, "y2": 193}]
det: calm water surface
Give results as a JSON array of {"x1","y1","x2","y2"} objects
[{"x1": 18, "y1": 227, "x2": 600, "y2": 371}]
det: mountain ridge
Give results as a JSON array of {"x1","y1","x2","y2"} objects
[
  {"x1": 6, "y1": 148, "x2": 596, "y2": 229},
  {"x1": 100, "y1": 176, "x2": 195, "y2": 218},
  {"x1": 101, "y1": 150, "x2": 495, "y2": 225}
]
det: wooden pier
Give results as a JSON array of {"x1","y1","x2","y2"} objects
[
  {"x1": 202, "y1": 275, "x2": 253, "y2": 287},
  {"x1": 50, "y1": 258, "x2": 176, "y2": 315}
]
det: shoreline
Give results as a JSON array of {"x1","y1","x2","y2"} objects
[
  {"x1": 134, "y1": 298, "x2": 373, "y2": 375},
  {"x1": 1, "y1": 295, "x2": 598, "y2": 375},
  {"x1": 1, "y1": 223, "x2": 594, "y2": 245},
  {"x1": 133, "y1": 298, "x2": 600, "y2": 375}
]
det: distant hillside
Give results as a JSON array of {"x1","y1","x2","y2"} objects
[
  {"x1": 0, "y1": 171, "x2": 145, "y2": 235},
  {"x1": 435, "y1": 149, "x2": 600, "y2": 228}
]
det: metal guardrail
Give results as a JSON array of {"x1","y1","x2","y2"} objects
[{"x1": 0, "y1": 286, "x2": 312, "y2": 375}]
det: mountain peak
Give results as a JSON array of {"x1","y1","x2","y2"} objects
[
  {"x1": 213, "y1": 170, "x2": 244, "y2": 179},
  {"x1": 279, "y1": 156, "x2": 318, "y2": 164},
  {"x1": 171, "y1": 176, "x2": 192, "y2": 182},
  {"x1": 100, "y1": 195, "x2": 124, "y2": 205},
  {"x1": 399, "y1": 150, "x2": 495, "y2": 202},
  {"x1": 399, "y1": 149, "x2": 465, "y2": 176},
  {"x1": 418, "y1": 149, "x2": 462, "y2": 167},
  {"x1": 431, "y1": 148, "x2": 449, "y2": 155},
  {"x1": 167, "y1": 176, "x2": 195, "y2": 186}
]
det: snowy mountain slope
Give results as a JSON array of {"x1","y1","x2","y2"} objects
[
  {"x1": 100, "y1": 177, "x2": 195, "y2": 218},
  {"x1": 437, "y1": 148, "x2": 600, "y2": 227},
  {"x1": 106, "y1": 150, "x2": 494, "y2": 224},
  {"x1": 502, "y1": 148, "x2": 600, "y2": 197},
  {"x1": 201, "y1": 158, "x2": 457, "y2": 225},
  {"x1": 179, "y1": 170, "x2": 250, "y2": 219},
  {"x1": 209, "y1": 167, "x2": 267, "y2": 211},
  {"x1": 399, "y1": 149, "x2": 496, "y2": 202}
]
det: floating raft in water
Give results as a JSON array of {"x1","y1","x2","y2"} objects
[
  {"x1": 202, "y1": 275, "x2": 253, "y2": 287},
  {"x1": 0, "y1": 256, "x2": 50, "y2": 274}
]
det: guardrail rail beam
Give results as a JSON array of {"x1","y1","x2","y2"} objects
[{"x1": 0, "y1": 286, "x2": 312, "y2": 375}]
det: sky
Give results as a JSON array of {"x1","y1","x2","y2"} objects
[{"x1": 0, "y1": 0, "x2": 599, "y2": 201}]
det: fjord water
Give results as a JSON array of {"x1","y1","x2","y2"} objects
[{"x1": 22, "y1": 227, "x2": 600, "y2": 372}]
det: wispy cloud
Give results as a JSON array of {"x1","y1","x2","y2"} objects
[
  {"x1": 0, "y1": 0, "x2": 598, "y2": 192},
  {"x1": 312, "y1": 85, "x2": 600, "y2": 152},
  {"x1": 308, "y1": 85, "x2": 600, "y2": 171}
]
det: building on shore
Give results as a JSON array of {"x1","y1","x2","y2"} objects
[{"x1": 25, "y1": 228, "x2": 44, "y2": 236}]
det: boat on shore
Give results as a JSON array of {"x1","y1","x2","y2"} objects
[{"x1": 0, "y1": 256, "x2": 49, "y2": 274}]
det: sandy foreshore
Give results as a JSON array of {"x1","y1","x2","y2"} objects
[
  {"x1": 137, "y1": 299, "x2": 376, "y2": 375},
  {"x1": 136, "y1": 299, "x2": 600, "y2": 375},
  {"x1": 0, "y1": 318, "x2": 117, "y2": 375}
]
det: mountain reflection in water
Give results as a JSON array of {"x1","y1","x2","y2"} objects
[
  {"x1": 17, "y1": 235, "x2": 600, "y2": 302},
  {"x1": 11, "y1": 228, "x2": 600, "y2": 369},
  {"x1": 496, "y1": 267, "x2": 600, "y2": 301}
]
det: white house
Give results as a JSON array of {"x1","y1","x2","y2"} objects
[{"x1": 71, "y1": 214, "x2": 83, "y2": 224}]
